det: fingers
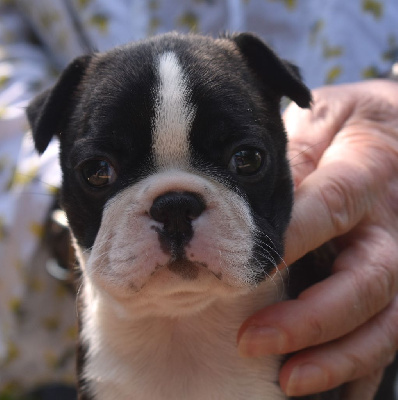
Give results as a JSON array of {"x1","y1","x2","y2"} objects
[
  {"x1": 283, "y1": 86, "x2": 355, "y2": 187},
  {"x1": 283, "y1": 160, "x2": 374, "y2": 266},
  {"x1": 237, "y1": 272, "x2": 390, "y2": 359},
  {"x1": 284, "y1": 80, "x2": 398, "y2": 188},
  {"x1": 238, "y1": 226, "x2": 398, "y2": 357},
  {"x1": 278, "y1": 297, "x2": 398, "y2": 396}
]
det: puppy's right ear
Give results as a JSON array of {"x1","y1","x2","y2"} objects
[
  {"x1": 27, "y1": 55, "x2": 92, "y2": 154},
  {"x1": 230, "y1": 33, "x2": 312, "y2": 109}
]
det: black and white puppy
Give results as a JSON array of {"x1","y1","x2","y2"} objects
[{"x1": 27, "y1": 32, "x2": 320, "y2": 400}]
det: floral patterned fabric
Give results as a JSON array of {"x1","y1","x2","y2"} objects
[{"x1": 0, "y1": 0, "x2": 397, "y2": 395}]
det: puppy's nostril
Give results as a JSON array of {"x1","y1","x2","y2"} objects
[
  {"x1": 150, "y1": 191, "x2": 205, "y2": 257},
  {"x1": 149, "y1": 191, "x2": 205, "y2": 227}
]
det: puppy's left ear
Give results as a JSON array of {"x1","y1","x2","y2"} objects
[
  {"x1": 231, "y1": 33, "x2": 312, "y2": 108},
  {"x1": 27, "y1": 54, "x2": 92, "y2": 154}
]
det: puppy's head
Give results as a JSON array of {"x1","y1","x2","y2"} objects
[{"x1": 28, "y1": 33, "x2": 311, "y2": 316}]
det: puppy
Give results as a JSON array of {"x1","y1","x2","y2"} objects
[{"x1": 27, "y1": 32, "x2": 328, "y2": 400}]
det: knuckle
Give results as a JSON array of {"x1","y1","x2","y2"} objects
[
  {"x1": 344, "y1": 341, "x2": 393, "y2": 384},
  {"x1": 345, "y1": 352, "x2": 369, "y2": 381},
  {"x1": 375, "y1": 331, "x2": 397, "y2": 370},
  {"x1": 373, "y1": 264, "x2": 398, "y2": 304},
  {"x1": 381, "y1": 297, "x2": 398, "y2": 350},
  {"x1": 366, "y1": 268, "x2": 394, "y2": 313},
  {"x1": 288, "y1": 142, "x2": 318, "y2": 169},
  {"x1": 318, "y1": 174, "x2": 363, "y2": 235},
  {"x1": 288, "y1": 142, "x2": 318, "y2": 186},
  {"x1": 349, "y1": 265, "x2": 394, "y2": 322},
  {"x1": 305, "y1": 312, "x2": 326, "y2": 345}
]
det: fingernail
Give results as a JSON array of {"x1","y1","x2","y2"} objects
[
  {"x1": 238, "y1": 326, "x2": 286, "y2": 357},
  {"x1": 285, "y1": 364, "x2": 327, "y2": 396}
]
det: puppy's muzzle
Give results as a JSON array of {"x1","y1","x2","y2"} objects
[{"x1": 150, "y1": 191, "x2": 206, "y2": 258}]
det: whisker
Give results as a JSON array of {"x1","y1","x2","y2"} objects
[
  {"x1": 290, "y1": 160, "x2": 318, "y2": 168},
  {"x1": 263, "y1": 234, "x2": 290, "y2": 295},
  {"x1": 249, "y1": 254, "x2": 280, "y2": 298},
  {"x1": 75, "y1": 281, "x2": 84, "y2": 318},
  {"x1": 252, "y1": 232, "x2": 288, "y2": 301},
  {"x1": 288, "y1": 140, "x2": 329, "y2": 163}
]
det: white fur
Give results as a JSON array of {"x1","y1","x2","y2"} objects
[
  {"x1": 152, "y1": 52, "x2": 196, "y2": 168},
  {"x1": 81, "y1": 279, "x2": 286, "y2": 400}
]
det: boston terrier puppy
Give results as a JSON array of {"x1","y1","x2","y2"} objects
[{"x1": 27, "y1": 32, "x2": 340, "y2": 400}]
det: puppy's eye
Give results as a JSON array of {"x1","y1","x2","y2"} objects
[
  {"x1": 228, "y1": 149, "x2": 263, "y2": 176},
  {"x1": 80, "y1": 160, "x2": 116, "y2": 187}
]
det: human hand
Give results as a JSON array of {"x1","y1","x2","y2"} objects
[{"x1": 237, "y1": 80, "x2": 398, "y2": 398}]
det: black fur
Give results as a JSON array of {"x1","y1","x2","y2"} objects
[
  {"x1": 231, "y1": 33, "x2": 312, "y2": 108},
  {"x1": 27, "y1": 55, "x2": 93, "y2": 155}
]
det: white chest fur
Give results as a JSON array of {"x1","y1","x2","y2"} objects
[{"x1": 81, "y1": 280, "x2": 287, "y2": 400}]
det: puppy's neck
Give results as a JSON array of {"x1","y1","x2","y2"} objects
[{"x1": 80, "y1": 277, "x2": 287, "y2": 400}]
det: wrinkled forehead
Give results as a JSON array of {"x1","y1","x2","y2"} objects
[{"x1": 71, "y1": 45, "x2": 268, "y2": 170}]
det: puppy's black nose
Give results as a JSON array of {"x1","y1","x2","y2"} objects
[{"x1": 150, "y1": 191, "x2": 205, "y2": 256}]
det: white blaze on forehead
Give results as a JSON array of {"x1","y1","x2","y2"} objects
[{"x1": 152, "y1": 52, "x2": 196, "y2": 168}]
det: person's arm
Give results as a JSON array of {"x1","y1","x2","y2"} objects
[{"x1": 238, "y1": 79, "x2": 398, "y2": 398}]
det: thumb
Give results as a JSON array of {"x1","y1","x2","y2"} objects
[{"x1": 283, "y1": 160, "x2": 372, "y2": 266}]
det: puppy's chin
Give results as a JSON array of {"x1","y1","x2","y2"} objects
[
  {"x1": 133, "y1": 261, "x2": 254, "y2": 317},
  {"x1": 79, "y1": 248, "x2": 256, "y2": 318}
]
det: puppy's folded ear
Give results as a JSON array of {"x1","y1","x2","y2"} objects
[
  {"x1": 27, "y1": 55, "x2": 92, "y2": 154},
  {"x1": 231, "y1": 33, "x2": 312, "y2": 108}
]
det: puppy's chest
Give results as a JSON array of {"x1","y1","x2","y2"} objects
[
  {"x1": 90, "y1": 327, "x2": 284, "y2": 400},
  {"x1": 96, "y1": 359, "x2": 284, "y2": 400},
  {"x1": 82, "y1": 291, "x2": 287, "y2": 400}
]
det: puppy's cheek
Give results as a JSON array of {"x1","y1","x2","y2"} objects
[
  {"x1": 85, "y1": 212, "x2": 170, "y2": 297},
  {"x1": 187, "y1": 209, "x2": 254, "y2": 286}
]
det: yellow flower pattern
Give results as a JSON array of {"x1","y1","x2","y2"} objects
[
  {"x1": 89, "y1": 14, "x2": 109, "y2": 34},
  {"x1": 267, "y1": 0, "x2": 296, "y2": 10},
  {"x1": 383, "y1": 35, "x2": 398, "y2": 62},
  {"x1": 322, "y1": 39, "x2": 343, "y2": 59},
  {"x1": 42, "y1": 316, "x2": 61, "y2": 332},
  {"x1": 0, "y1": 75, "x2": 9, "y2": 88},
  {"x1": 39, "y1": 11, "x2": 60, "y2": 30},
  {"x1": 177, "y1": 12, "x2": 199, "y2": 32},
  {"x1": 362, "y1": 65, "x2": 380, "y2": 79},
  {"x1": 77, "y1": 0, "x2": 91, "y2": 9},
  {"x1": 0, "y1": 217, "x2": 6, "y2": 241},
  {"x1": 309, "y1": 19, "x2": 324, "y2": 45},
  {"x1": 326, "y1": 66, "x2": 343, "y2": 84},
  {"x1": 362, "y1": 0, "x2": 383, "y2": 19}
]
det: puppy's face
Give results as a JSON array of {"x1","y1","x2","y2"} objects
[{"x1": 28, "y1": 33, "x2": 311, "y2": 317}]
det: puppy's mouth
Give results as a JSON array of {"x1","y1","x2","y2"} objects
[
  {"x1": 138, "y1": 257, "x2": 224, "y2": 295},
  {"x1": 149, "y1": 257, "x2": 223, "y2": 287},
  {"x1": 166, "y1": 258, "x2": 203, "y2": 281}
]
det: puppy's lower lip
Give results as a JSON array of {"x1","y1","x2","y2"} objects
[
  {"x1": 167, "y1": 258, "x2": 200, "y2": 280},
  {"x1": 167, "y1": 289, "x2": 204, "y2": 296}
]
